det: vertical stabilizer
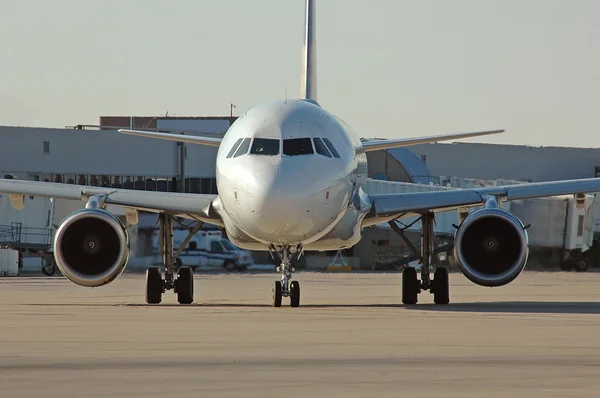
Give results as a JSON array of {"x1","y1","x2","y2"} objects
[{"x1": 301, "y1": 0, "x2": 317, "y2": 101}]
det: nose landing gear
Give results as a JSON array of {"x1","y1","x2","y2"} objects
[{"x1": 270, "y1": 244, "x2": 302, "y2": 307}]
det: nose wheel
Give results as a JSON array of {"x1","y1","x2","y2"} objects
[
  {"x1": 270, "y1": 244, "x2": 302, "y2": 307},
  {"x1": 272, "y1": 278, "x2": 301, "y2": 308},
  {"x1": 272, "y1": 280, "x2": 282, "y2": 307}
]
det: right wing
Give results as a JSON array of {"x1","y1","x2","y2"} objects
[
  {"x1": 0, "y1": 178, "x2": 222, "y2": 225},
  {"x1": 361, "y1": 130, "x2": 504, "y2": 152},
  {"x1": 118, "y1": 129, "x2": 222, "y2": 147},
  {"x1": 363, "y1": 177, "x2": 600, "y2": 226}
]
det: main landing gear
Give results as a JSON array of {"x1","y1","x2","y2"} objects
[
  {"x1": 145, "y1": 213, "x2": 203, "y2": 305},
  {"x1": 270, "y1": 244, "x2": 302, "y2": 308},
  {"x1": 390, "y1": 212, "x2": 450, "y2": 305}
]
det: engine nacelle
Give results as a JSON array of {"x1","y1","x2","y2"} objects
[
  {"x1": 53, "y1": 208, "x2": 130, "y2": 287},
  {"x1": 454, "y1": 207, "x2": 529, "y2": 287}
]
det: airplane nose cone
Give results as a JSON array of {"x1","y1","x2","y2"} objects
[{"x1": 246, "y1": 165, "x2": 318, "y2": 242}]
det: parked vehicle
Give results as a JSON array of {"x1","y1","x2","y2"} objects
[{"x1": 151, "y1": 229, "x2": 253, "y2": 272}]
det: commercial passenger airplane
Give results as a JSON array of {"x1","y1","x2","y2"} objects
[{"x1": 1, "y1": 0, "x2": 600, "y2": 307}]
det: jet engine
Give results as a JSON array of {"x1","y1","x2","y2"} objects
[
  {"x1": 53, "y1": 208, "x2": 130, "y2": 287},
  {"x1": 454, "y1": 207, "x2": 529, "y2": 287}
]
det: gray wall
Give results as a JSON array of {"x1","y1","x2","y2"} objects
[
  {"x1": 409, "y1": 143, "x2": 600, "y2": 182},
  {"x1": 0, "y1": 126, "x2": 218, "y2": 178},
  {"x1": 2, "y1": 125, "x2": 600, "y2": 185}
]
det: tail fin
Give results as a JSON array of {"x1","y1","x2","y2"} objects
[{"x1": 301, "y1": 0, "x2": 317, "y2": 102}]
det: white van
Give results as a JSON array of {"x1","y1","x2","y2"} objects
[{"x1": 151, "y1": 229, "x2": 253, "y2": 272}]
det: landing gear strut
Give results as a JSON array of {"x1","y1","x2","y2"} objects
[
  {"x1": 392, "y1": 212, "x2": 450, "y2": 305},
  {"x1": 270, "y1": 244, "x2": 302, "y2": 307},
  {"x1": 145, "y1": 213, "x2": 202, "y2": 305}
]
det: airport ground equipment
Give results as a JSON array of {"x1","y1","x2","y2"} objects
[{"x1": 0, "y1": 248, "x2": 19, "y2": 276}]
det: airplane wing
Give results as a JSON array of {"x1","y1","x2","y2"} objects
[
  {"x1": 363, "y1": 177, "x2": 600, "y2": 226},
  {"x1": 361, "y1": 130, "x2": 504, "y2": 152},
  {"x1": 0, "y1": 178, "x2": 222, "y2": 225},
  {"x1": 118, "y1": 129, "x2": 222, "y2": 147}
]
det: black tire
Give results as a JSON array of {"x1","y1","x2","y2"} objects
[
  {"x1": 559, "y1": 262, "x2": 571, "y2": 271},
  {"x1": 146, "y1": 267, "x2": 163, "y2": 304},
  {"x1": 41, "y1": 262, "x2": 56, "y2": 276},
  {"x1": 402, "y1": 267, "x2": 419, "y2": 305},
  {"x1": 576, "y1": 259, "x2": 589, "y2": 272},
  {"x1": 433, "y1": 267, "x2": 450, "y2": 305},
  {"x1": 177, "y1": 266, "x2": 194, "y2": 304},
  {"x1": 224, "y1": 260, "x2": 236, "y2": 272},
  {"x1": 272, "y1": 280, "x2": 282, "y2": 307},
  {"x1": 290, "y1": 280, "x2": 300, "y2": 307}
]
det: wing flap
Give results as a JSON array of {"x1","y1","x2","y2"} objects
[
  {"x1": 362, "y1": 130, "x2": 504, "y2": 152},
  {"x1": 118, "y1": 129, "x2": 222, "y2": 147}
]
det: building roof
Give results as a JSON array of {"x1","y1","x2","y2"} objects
[{"x1": 99, "y1": 115, "x2": 238, "y2": 130}]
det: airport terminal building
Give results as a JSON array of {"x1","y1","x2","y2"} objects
[
  {"x1": 2, "y1": 114, "x2": 600, "y2": 187},
  {"x1": 2, "y1": 116, "x2": 600, "y2": 271}
]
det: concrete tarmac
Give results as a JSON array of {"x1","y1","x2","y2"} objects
[{"x1": 1, "y1": 270, "x2": 600, "y2": 397}]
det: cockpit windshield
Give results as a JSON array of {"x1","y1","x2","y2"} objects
[
  {"x1": 233, "y1": 138, "x2": 251, "y2": 158},
  {"x1": 313, "y1": 138, "x2": 332, "y2": 158},
  {"x1": 226, "y1": 138, "x2": 244, "y2": 158},
  {"x1": 250, "y1": 138, "x2": 280, "y2": 156},
  {"x1": 322, "y1": 138, "x2": 340, "y2": 158},
  {"x1": 283, "y1": 138, "x2": 314, "y2": 156}
]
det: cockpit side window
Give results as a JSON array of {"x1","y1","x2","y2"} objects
[
  {"x1": 233, "y1": 138, "x2": 251, "y2": 158},
  {"x1": 313, "y1": 138, "x2": 332, "y2": 158},
  {"x1": 283, "y1": 138, "x2": 314, "y2": 156},
  {"x1": 322, "y1": 138, "x2": 341, "y2": 158},
  {"x1": 226, "y1": 138, "x2": 244, "y2": 158},
  {"x1": 250, "y1": 138, "x2": 280, "y2": 156}
]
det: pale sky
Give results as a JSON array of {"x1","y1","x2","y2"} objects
[{"x1": 1, "y1": 0, "x2": 599, "y2": 147}]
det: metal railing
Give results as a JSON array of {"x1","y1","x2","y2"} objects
[{"x1": 0, "y1": 222, "x2": 52, "y2": 249}]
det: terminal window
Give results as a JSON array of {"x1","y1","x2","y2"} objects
[{"x1": 43, "y1": 141, "x2": 50, "y2": 154}]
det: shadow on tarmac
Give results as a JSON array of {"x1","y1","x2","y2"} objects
[
  {"x1": 22, "y1": 301, "x2": 600, "y2": 315},
  {"x1": 405, "y1": 301, "x2": 600, "y2": 315}
]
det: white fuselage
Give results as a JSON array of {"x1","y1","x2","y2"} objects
[{"x1": 214, "y1": 99, "x2": 370, "y2": 251}]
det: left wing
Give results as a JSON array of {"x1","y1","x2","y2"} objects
[
  {"x1": 0, "y1": 178, "x2": 222, "y2": 225},
  {"x1": 118, "y1": 129, "x2": 222, "y2": 147},
  {"x1": 363, "y1": 177, "x2": 600, "y2": 226},
  {"x1": 362, "y1": 130, "x2": 504, "y2": 152}
]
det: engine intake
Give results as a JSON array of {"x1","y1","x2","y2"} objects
[
  {"x1": 54, "y1": 209, "x2": 130, "y2": 287},
  {"x1": 454, "y1": 208, "x2": 529, "y2": 287}
]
